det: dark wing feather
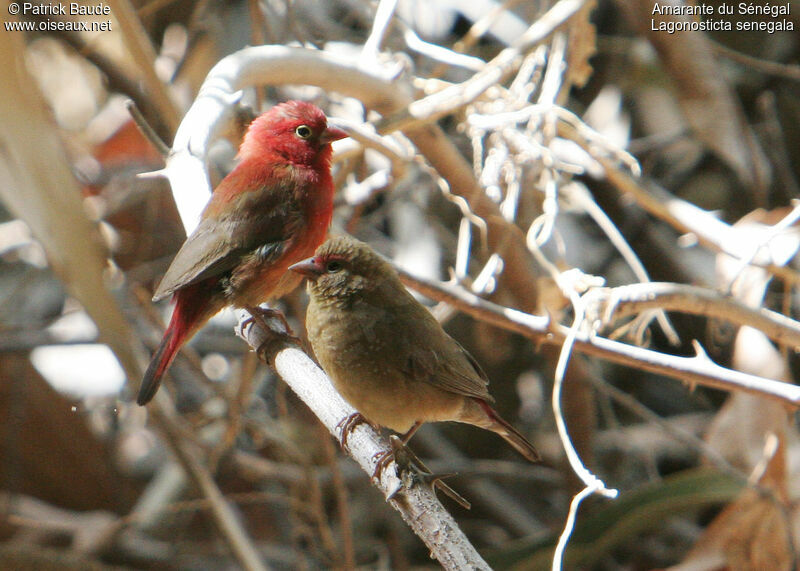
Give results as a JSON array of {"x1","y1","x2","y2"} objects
[
  {"x1": 400, "y1": 297, "x2": 493, "y2": 401},
  {"x1": 357, "y1": 277, "x2": 494, "y2": 402},
  {"x1": 406, "y1": 339, "x2": 494, "y2": 402},
  {"x1": 153, "y1": 185, "x2": 300, "y2": 301}
]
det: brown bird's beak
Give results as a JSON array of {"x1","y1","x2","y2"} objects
[
  {"x1": 319, "y1": 125, "x2": 347, "y2": 145},
  {"x1": 289, "y1": 257, "x2": 324, "y2": 279}
]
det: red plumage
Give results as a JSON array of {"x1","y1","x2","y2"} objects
[{"x1": 138, "y1": 101, "x2": 346, "y2": 405}]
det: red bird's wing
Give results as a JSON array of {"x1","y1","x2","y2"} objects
[{"x1": 153, "y1": 187, "x2": 302, "y2": 301}]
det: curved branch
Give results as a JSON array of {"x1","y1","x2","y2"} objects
[
  {"x1": 590, "y1": 282, "x2": 800, "y2": 349},
  {"x1": 234, "y1": 313, "x2": 491, "y2": 570}
]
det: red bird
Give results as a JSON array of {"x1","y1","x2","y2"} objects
[{"x1": 138, "y1": 101, "x2": 346, "y2": 405}]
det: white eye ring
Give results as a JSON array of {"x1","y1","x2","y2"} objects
[{"x1": 295, "y1": 125, "x2": 312, "y2": 139}]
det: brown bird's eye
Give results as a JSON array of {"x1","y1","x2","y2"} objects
[
  {"x1": 326, "y1": 260, "x2": 343, "y2": 273},
  {"x1": 295, "y1": 125, "x2": 312, "y2": 139}
]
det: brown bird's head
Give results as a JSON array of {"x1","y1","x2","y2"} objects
[
  {"x1": 239, "y1": 100, "x2": 347, "y2": 167},
  {"x1": 290, "y1": 236, "x2": 397, "y2": 303}
]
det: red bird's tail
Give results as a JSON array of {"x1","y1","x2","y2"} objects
[
  {"x1": 137, "y1": 326, "x2": 182, "y2": 405},
  {"x1": 138, "y1": 283, "x2": 221, "y2": 405}
]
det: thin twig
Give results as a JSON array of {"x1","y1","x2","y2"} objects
[
  {"x1": 360, "y1": 0, "x2": 397, "y2": 67},
  {"x1": 567, "y1": 184, "x2": 679, "y2": 345},
  {"x1": 400, "y1": 23, "x2": 486, "y2": 71},
  {"x1": 711, "y1": 39, "x2": 800, "y2": 82},
  {"x1": 571, "y1": 147, "x2": 800, "y2": 287},
  {"x1": 126, "y1": 100, "x2": 170, "y2": 157},
  {"x1": 105, "y1": 0, "x2": 180, "y2": 134},
  {"x1": 376, "y1": 0, "x2": 587, "y2": 134},
  {"x1": 149, "y1": 399, "x2": 270, "y2": 571},
  {"x1": 321, "y1": 430, "x2": 356, "y2": 569},
  {"x1": 588, "y1": 281, "x2": 800, "y2": 349}
]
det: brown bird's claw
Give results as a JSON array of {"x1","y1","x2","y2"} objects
[
  {"x1": 336, "y1": 412, "x2": 375, "y2": 451},
  {"x1": 383, "y1": 435, "x2": 471, "y2": 509},
  {"x1": 425, "y1": 474, "x2": 471, "y2": 510},
  {"x1": 371, "y1": 449, "x2": 396, "y2": 481}
]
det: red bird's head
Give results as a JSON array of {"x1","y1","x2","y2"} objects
[{"x1": 239, "y1": 100, "x2": 347, "y2": 167}]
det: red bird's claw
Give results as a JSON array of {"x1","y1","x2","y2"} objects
[
  {"x1": 337, "y1": 412, "x2": 366, "y2": 451},
  {"x1": 244, "y1": 306, "x2": 295, "y2": 336}
]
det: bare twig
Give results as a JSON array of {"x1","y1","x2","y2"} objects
[
  {"x1": 360, "y1": 0, "x2": 397, "y2": 68},
  {"x1": 321, "y1": 430, "x2": 356, "y2": 569},
  {"x1": 543, "y1": 249, "x2": 618, "y2": 571},
  {"x1": 572, "y1": 149, "x2": 800, "y2": 287},
  {"x1": 711, "y1": 40, "x2": 800, "y2": 82},
  {"x1": 566, "y1": 183, "x2": 679, "y2": 345},
  {"x1": 376, "y1": 0, "x2": 588, "y2": 134},
  {"x1": 235, "y1": 313, "x2": 491, "y2": 570},
  {"x1": 399, "y1": 23, "x2": 486, "y2": 71},
  {"x1": 126, "y1": 99, "x2": 170, "y2": 156},
  {"x1": 105, "y1": 0, "x2": 180, "y2": 134},
  {"x1": 588, "y1": 282, "x2": 800, "y2": 349}
]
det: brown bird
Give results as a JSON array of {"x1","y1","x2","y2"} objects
[{"x1": 290, "y1": 235, "x2": 540, "y2": 467}]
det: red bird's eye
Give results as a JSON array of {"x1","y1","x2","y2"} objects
[
  {"x1": 326, "y1": 260, "x2": 343, "y2": 273},
  {"x1": 295, "y1": 125, "x2": 312, "y2": 139}
]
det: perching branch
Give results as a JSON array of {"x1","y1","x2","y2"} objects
[{"x1": 234, "y1": 312, "x2": 491, "y2": 571}]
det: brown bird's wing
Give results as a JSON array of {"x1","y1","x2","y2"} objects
[
  {"x1": 404, "y1": 326, "x2": 495, "y2": 404},
  {"x1": 153, "y1": 187, "x2": 300, "y2": 301}
]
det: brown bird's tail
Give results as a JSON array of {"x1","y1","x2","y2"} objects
[
  {"x1": 138, "y1": 284, "x2": 219, "y2": 405},
  {"x1": 474, "y1": 399, "x2": 541, "y2": 462}
]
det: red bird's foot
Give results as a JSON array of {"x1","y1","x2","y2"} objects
[
  {"x1": 243, "y1": 306, "x2": 295, "y2": 337},
  {"x1": 242, "y1": 306, "x2": 301, "y2": 358}
]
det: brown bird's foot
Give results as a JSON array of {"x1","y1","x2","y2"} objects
[
  {"x1": 385, "y1": 435, "x2": 471, "y2": 509},
  {"x1": 371, "y1": 421, "x2": 423, "y2": 481},
  {"x1": 336, "y1": 412, "x2": 376, "y2": 451},
  {"x1": 371, "y1": 449, "x2": 396, "y2": 481}
]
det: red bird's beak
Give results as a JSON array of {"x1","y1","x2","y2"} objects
[
  {"x1": 289, "y1": 257, "x2": 324, "y2": 279},
  {"x1": 319, "y1": 125, "x2": 347, "y2": 145}
]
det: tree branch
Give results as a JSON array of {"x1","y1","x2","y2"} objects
[{"x1": 395, "y1": 269, "x2": 800, "y2": 407}]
